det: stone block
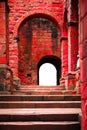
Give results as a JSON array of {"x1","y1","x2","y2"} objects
[
  {"x1": 81, "y1": 57, "x2": 87, "y2": 83},
  {"x1": 65, "y1": 73, "x2": 76, "y2": 90},
  {"x1": 13, "y1": 77, "x2": 20, "y2": 90},
  {"x1": 0, "y1": 64, "x2": 13, "y2": 92}
]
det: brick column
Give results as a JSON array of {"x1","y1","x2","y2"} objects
[
  {"x1": 65, "y1": 22, "x2": 78, "y2": 89},
  {"x1": 60, "y1": 36, "x2": 68, "y2": 88},
  {"x1": 68, "y1": 22, "x2": 78, "y2": 72},
  {"x1": 67, "y1": 0, "x2": 78, "y2": 72},
  {"x1": 61, "y1": 36, "x2": 68, "y2": 77},
  {"x1": 65, "y1": 0, "x2": 78, "y2": 89}
]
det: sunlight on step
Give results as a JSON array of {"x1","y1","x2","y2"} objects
[{"x1": 39, "y1": 63, "x2": 57, "y2": 86}]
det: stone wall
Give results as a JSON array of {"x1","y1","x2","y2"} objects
[
  {"x1": 60, "y1": 0, "x2": 79, "y2": 90},
  {"x1": 18, "y1": 17, "x2": 61, "y2": 84},
  {"x1": 8, "y1": 0, "x2": 64, "y2": 84},
  {"x1": 0, "y1": 1, "x2": 8, "y2": 64},
  {"x1": 79, "y1": 0, "x2": 87, "y2": 130}
]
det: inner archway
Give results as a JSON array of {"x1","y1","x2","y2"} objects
[
  {"x1": 38, "y1": 56, "x2": 61, "y2": 86},
  {"x1": 39, "y1": 63, "x2": 57, "y2": 86}
]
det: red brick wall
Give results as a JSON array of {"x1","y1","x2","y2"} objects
[
  {"x1": 18, "y1": 18, "x2": 61, "y2": 84},
  {"x1": 0, "y1": 1, "x2": 7, "y2": 64},
  {"x1": 67, "y1": 0, "x2": 78, "y2": 72},
  {"x1": 8, "y1": 0, "x2": 64, "y2": 84},
  {"x1": 61, "y1": 9, "x2": 68, "y2": 77},
  {"x1": 61, "y1": 0, "x2": 78, "y2": 84},
  {"x1": 79, "y1": 0, "x2": 87, "y2": 129}
]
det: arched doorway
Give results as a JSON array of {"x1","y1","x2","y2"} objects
[
  {"x1": 39, "y1": 63, "x2": 57, "y2": 86},
  {"x1": 18, "y1": 14, "x2": 61, "y2": 85},
  {"x1": 38, "y1": 56, "x2": 61, "y2": 86}
]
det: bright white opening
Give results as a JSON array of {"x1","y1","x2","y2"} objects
[{"x1": 39, "y1": 63, "x2": 57, "y2": 86}]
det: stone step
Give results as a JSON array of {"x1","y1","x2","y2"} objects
[
  {"x1": 13, "y1": 90, "x2": 77, "y2": 95},
  {"x1": 0, "y1": 91, "x2": 11, "y2": 95},
  {"x1": 0, "y1": 121, "x2": 80, "y2": 130},
  {"x1": 0, "y1": 101, "x2": 81, "y2": 108},
  {"x1": 20, "y1": 85, "x2": 61, "y2": 88},
  {"x1": 0, "y1": 95, "x2": 81, "y2": 101},
  {"x1": 20, "y1": 88, "x2": 64, "y2": 91},
  {"x1": 0, "y1": 86, "x2": 81, "y2": 130},
  {"x1": 20, "y1": 87, "x2": 64, "y2": 90},
  {"x1": 0, "y1": 108, "x2": 81, "y2": 122}
]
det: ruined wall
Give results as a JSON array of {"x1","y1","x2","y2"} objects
[
  {"x1": 79, "y1": 0, "x2": 87, "y2": 130},
  {"x1": 67, "y1": 0, "x2": 78, "y2": 72},
  {"x1": 8, "y1": 0, "x2": 64, "y2": 84},
  {"x1": 0, "y1": 1, "x2": 8, "y2": 64},
  {"x1": 18, "y1": 18, "x2": 60, "y2": 84},
  {"x1": 60, "y1": 0, "x2": 79, "y2": 89}
]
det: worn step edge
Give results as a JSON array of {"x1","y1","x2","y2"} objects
[
  {"x1": 0, "y1": 121, "x2": 80, "y2": 125},
  {"x1": 20, "y1": 85, "x2": 60, "y2": 88},
  {"x1": 20, "y1": 87, "x2": 64, "y2": 89},
  {"x1": 0, "y1": 121, "x2": 80, "y2": 130},
  {"x1": 16, "y1": 90, "x2": 77, "y2": 92},
  {"x1": 13, "y1": 90, "x2": 77, "y2": 95},
  {"x1": 0, "y1": 95, "x2": 81, "y2": 101},
  {"x1": 0, "y1": 101, "x2": 81, "y2": 108},
  {"x1": 0, "y1": 108, "x2": 81, "y2": 121}
]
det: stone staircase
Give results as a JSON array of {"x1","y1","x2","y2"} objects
[
  {"x1": 0, "y1": 85, "x2": 81, "y2": 130},
  {"x1": 14, "y1": 85, "x2": 78, "y2": 95}
]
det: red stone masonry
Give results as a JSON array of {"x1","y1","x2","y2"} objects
[
  {"x1": 8, "y1": 0, "x2": 64, "y2": 81},
  {"x1": 0, "y1": 2, "x2": 7, "y2": 64},
  {"x1": 79, "y1": 0, "x2": 87, "y2": 130}
]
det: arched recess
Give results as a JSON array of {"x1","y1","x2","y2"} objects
[
  {"x1": 38, "y1": 56, "x2": 61, "y2": 85},
  {"x1": 18, "y1": 13, "x2": 61, "y2": 34},
  {"x1": 18, "y1": 14, "x2": 61, "y2": 85}
]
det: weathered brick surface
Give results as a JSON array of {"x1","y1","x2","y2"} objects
[
  {"x1": 0, "y1": 2, "x2": 7, "y2": 64},
  {"x1": 8, "y1": 0, "x2": 64, "y2": 84},
  {"x1": 18, "y1": 17, "x2": 61, "y2": 84},
  {"x1": 66, "y1": 0, "x2": 78, "y2": 72},
  {"x1": 61, "y1": 37, "x2": 68, "y2": 77},
  {"x1": 0, "y1": 0, "x2": 87, "y2": 129},
  {"x1": 0, "y1": 0, "x2": 80, "y2": 88},
  {"x1": 67, "y1": 0, "x2": 78, "y2": 22},
  {"x1": 68, "y1": 25, "x2": 78, "y2": 72},
  {"x1": 79, "y1": 0, "x2": 87, "y2": 129}
]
